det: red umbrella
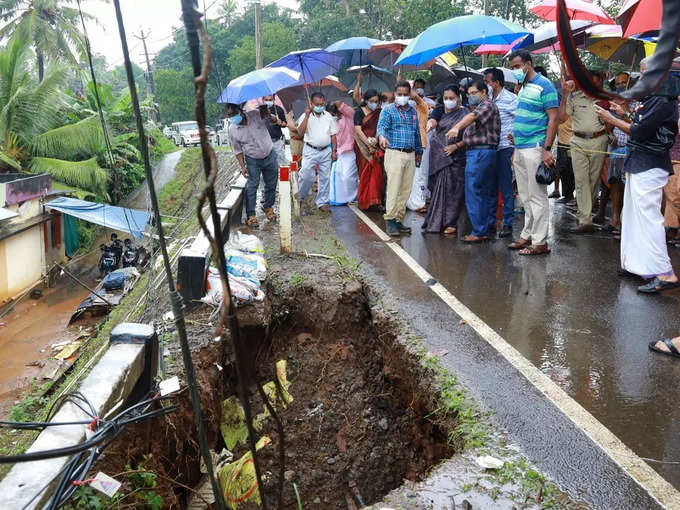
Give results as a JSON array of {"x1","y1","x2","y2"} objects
[
  {"x1": 531, "y1": 0, "x2": 615, "y2": 25},
  {"x1": 618, "y1": 0, "x2": 661, "y2": 38}
]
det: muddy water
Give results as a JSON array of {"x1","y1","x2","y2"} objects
[
  {"x1": 0, "y1": 277, "x2": 90, "y2": 415},
  {"x1": 124, "y1": 150, "x2": 183, "y2": 210}
]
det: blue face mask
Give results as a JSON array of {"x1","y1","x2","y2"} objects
[
  {"x1": 313, "y1": 105, "x2": 325, "y2": 114},
  {"x1": 468, "y1": 95, "x2": 482, "y2": 107},
  {"x1": 512, "y1": 68, "x2": 526, "y2": 83},
  {"x1": 229, "y1": 114, "x2": 243, "y2": 125}
]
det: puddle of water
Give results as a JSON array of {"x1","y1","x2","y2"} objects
[{"x1": 0, "y1": 277, "x2": 90, "y2": 405}]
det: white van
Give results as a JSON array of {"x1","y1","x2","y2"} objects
[{"x1": 170, "y1": 121, "x2": 200, "y2": 147}]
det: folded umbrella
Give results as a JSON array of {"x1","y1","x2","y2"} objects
[
  {"x1": 395, "y1": 15, "x2": 529, "y2": 67},
  {"x1": 326, "y1": 36, "x2": 383, "y2": 68},
  {"x1": 217, "y1": 67, "x2": 301, "y2": 104},
  {"x1": 267, "y1": 49, "x2": 344, "y2": 86},
  {"x1": 531, "y1": 0, "x2": 615, "y2": 25},
  {"x1": 512, "y1": 20, "x2": 592, "y2": 53}
]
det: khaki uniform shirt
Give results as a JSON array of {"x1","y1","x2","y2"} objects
[{"x1": 566, "y1": 91, "x2": 607, "y2": 135}]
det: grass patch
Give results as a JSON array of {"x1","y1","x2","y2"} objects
[{"x1": 289, "y1": 274, "x2": 306, "y2": 287}]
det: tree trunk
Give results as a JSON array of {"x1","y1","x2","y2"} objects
[
  {"x1": 341, "y1": 0, "x2": 350, "y2": 16},
  {"x1": 37, "y1": 52, "x2": 44, "y2": 82}
]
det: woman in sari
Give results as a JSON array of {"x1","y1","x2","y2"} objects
[
  {"x1": 422, "y1": 85, "x2": 469, "y2": 235},
  {"x1": 353, "y1": 88, "x2": 384, "y2": 210}
]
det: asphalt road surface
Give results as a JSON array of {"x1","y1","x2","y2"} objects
[{"x1": 331, "y1": 199, "x2": 680, "y2": 506}]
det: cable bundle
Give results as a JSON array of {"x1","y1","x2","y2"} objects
[{"x1": 0, "y1": 390, "x2": 178, "y2": 510}]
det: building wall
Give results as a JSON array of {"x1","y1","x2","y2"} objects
[{"x1": 0, "y1": 225, "x2": 43, "y2": 302}]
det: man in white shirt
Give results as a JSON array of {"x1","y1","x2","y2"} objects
[{"x1": 297, "y1": 92, "x2": 338, "y2": 212}]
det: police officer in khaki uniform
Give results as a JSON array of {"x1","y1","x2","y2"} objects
[{"x1": 559, "y1": 71, "x2": 609, "y2": 233}]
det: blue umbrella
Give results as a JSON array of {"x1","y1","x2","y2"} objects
[
  {"x1": 267, "y1": 49, "x2": 344, "y2": 86},
  {"x1": 325, "y1": 36, "x2": 383, "y2": 67},
  {"x1": 395, "y1": 15, "x2": 530, "y2": 66},
  {"x1": 217, "y1": 67, "x2": 301, "y2": 104}
]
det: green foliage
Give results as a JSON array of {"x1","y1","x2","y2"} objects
[
  {"x1": 76, "y1": 219, "x2": 99, "y2": 252},
  {"x1": 227, "y1": 21, "x2": 298, "y2": 78},
  {"x1": 31, "y1": 156, "x2": 109, "y2": 199},
  {"x1": 158, "y1": 148, "x2": 202, "y2": 214},
  {"x1": 154, "y1": 68, "x2": 196, "y2": 124},
  {"x1": 31, "y1": 116, "x2": 105, "y2": 160},
  {"x1": 9, "y1": 382, "x2": 49, "y2": 422}
]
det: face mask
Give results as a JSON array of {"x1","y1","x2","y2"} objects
[
  {"x1": 487, "y1": 85, "x2": 494, "y2": 96},
  {"x1": 468, "y1": 95, "x2": 481, "y2": 107},
  {"x1": 229, "y1": 114, "x2": 243, "y2": 125},
  {"x1": 408, "y1": 99, "x2": 416, "y2": 108},
  {"x1": 395, "y1": 96, "x2": 409, "y2": 106},
  {"x1": 415, "y1": 88, "x2": 425, "y2": 96},
  {"x1": 512, "y1": 67, "x2": 526, "y2": 83},
  {"x1": 313, "y1": 105, "x2": 325, "y2": 113},
  {"x1": 367, "y1": 101, "x2": 379, "y2": 111},
  {"x1": 444, "y1": 99, "x2": 458, "y2": 110},
  {"x1": 264, "y1": 100, "x2": 274, "y2": 107}
]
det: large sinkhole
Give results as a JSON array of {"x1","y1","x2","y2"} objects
[{"x1": 91, "y1": 256, "x2": 458, "y2": 509}]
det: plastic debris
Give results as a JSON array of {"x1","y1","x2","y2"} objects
[
  {"x1": 225, "y1": 231, "x2": 265, "y2": 255},
  {"x1": 54, "y1": 341, "x2": 82, "y2": 360},
  {"x1": 220, "y1": 397, "x2": 249, "y2": 450},
  {"x1": 219, "y1": 436, "x2": 271, "y2": 509},
  {"x1": 475, "y1": 455, "x2": 504, "y2": 470},
  {"x1": 159, "y1": 376, "x2": 180, "y2": 396}
]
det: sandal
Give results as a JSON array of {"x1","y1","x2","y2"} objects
[
  {"x1": 443, "y1": 227, "x2": 457, "y2": 236},
  {"x1": 518, "y1": 244, "x2": 551, "y2": 256},
  {"x1": 262, "y1": 206, "x2": 277, "y2": 222},
  {"x1": 415, "y1": 206, "x2": 428, "y2": 214},
  {"x1": 601, "y1": 224, "x2": 621, "y2": 234},
  {"x1": 638, "y1": 277, "x2": 680, "y2": 294},
  {"x1": 507, "y1": 238, "x2": 531, "y2": 250},
  {"x1": 463, "y1": 234, "x2": 488, "y2": 244},
  {"x1": 649, "y1": 338, "x2": 680, "y2": 359},
  {"x1": 246, "y1": 216, "x2": 259, "y2": 228}
]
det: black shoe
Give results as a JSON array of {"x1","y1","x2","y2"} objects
[
  {"x1": 499, "y1": 226, "x2": 513, "y2": 238},
  {"x1": 386, "y1": 220, "x2": 400, "y2": 237},
  {"x1": 592, "y1": 215, "x2": 606, "y2": 226},
  {"x1": 395, "y1": 221, "x2": 412, "y2": 234}
]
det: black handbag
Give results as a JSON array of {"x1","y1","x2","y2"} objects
[{"x1": 535, "y1": 162, "x2": 556, "y2": 185}]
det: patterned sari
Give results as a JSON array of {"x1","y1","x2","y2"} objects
[{"x1": 354, "y1": 108, "x2": 384, "y2": 210}]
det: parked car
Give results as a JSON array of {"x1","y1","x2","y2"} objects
[{"x1": 170, "y1": 121, "x2": 201, "y2": 147}]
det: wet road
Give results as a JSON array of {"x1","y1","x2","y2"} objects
[{"x1": 331, "y1": 200, "x2": 680, "y2": 505}]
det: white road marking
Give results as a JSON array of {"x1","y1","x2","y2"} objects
[{"x1": 349, "y1": 204, "x2": 680, "y2": 510}]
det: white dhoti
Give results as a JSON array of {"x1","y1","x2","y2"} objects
[
  {"x1": 621, "y1": 168, "x2": 673, "y2": 278},
  {"x1": 329, "y1": 151, "x2": 358, "y2": 205},
  {"x1": 406, "y1": 141, "x2": 431, "y2": 211}
]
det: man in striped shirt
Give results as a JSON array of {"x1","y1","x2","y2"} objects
[{"x1": 507, "y1": 50, "x2": 559, "y2": 255}]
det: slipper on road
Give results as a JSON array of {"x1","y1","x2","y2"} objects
[
  {"x1": 638, "y1": 277, "x2": 680, "y2": 294},
  {"x1": 649, "y1": 339, "x2": 680, "y2": 359}
]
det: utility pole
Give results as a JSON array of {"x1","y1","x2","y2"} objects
[
  {"x1": 134, "y1": 30, "x2": 156, "y2": 96},
  {"x1": 254, "y1": 0, "x2": 263, "y2": 69},
  {"x1": 134, "y1": 29, "x2": 159, "y2": 122}
]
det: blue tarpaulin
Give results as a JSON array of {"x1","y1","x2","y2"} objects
[{"x1": 45, "y1": 197, "x2": 150, "y2": 239}]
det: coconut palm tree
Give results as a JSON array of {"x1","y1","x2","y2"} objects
[
  {"x1": 0, "y1": 36, "x2": 111, "y2": 198},
  {"x1": 0, "y1": 0, "x2": 95, "y2": 81}
]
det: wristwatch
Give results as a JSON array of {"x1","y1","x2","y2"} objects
[{"x1": 543, "y1": 144, "x2": 552, "y2": 151}]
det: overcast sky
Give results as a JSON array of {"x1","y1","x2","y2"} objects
[{"x1": 84, "y1": 0, "x2": 299, "y2": 68}]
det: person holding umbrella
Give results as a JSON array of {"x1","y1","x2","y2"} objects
[
  {"x1": 226, "y1": 102, "x2": 279, "y2": 228},
  {"x1": 297, "y1": 92, "x2": 338, "y2": 212},
  {"x1": 507, "y1": 50, "x2": 559, "y2": 255},
  {"x1": 262, "y1": 95, "x2": 288, "y2": 167}
]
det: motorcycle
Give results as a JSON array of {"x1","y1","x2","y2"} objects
[
  {"x1": 122, "y1": 239, "x2": 139, "y2": 268},
  {"x1": 110, "y1": 238, "x2": 123, "y2": 268},
  {"x1": 98, "y1": 244, "x2": 117, "y2": 277}
]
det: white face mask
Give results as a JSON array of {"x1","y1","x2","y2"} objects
[
  {"x1": 367, "y1": 101, "x2": 379, "y2": 111},
  {"x1": 408, "y1": 99, "x2": 416, "y2": 108},
  {"x1": 415, "y1": 88, "x2": 425, "y2": 96},
  {"x1": 444, "y1": 99, "x2": 458, "y2": 110},
  {"x1": 264, "y1": 100, "x2": 274, "y2": 107},
  {"x1": 395, "y1": 96, "x2": 409, "y2": 106}
]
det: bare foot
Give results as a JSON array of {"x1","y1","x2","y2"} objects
[{"x1": 658, "y1": 274, "x2": 679, "y2": 283}]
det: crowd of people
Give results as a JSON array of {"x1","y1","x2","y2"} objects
[{"x1": 222, "y1": 49, "x2": 680, "y2": 326}]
